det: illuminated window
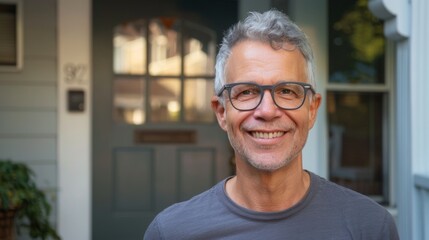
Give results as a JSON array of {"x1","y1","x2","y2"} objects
[{"x1": 113, "y1": 18, "x2": 216, "y2": 124}]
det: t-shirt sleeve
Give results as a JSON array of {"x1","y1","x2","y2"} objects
[
  {"x1": 144, "y1": 217, "x2": 162, "y2": 240},
  {"x1": 378, "y1": 211, "x2": 400, "y2": 240}
]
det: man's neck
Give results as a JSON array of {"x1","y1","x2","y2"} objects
[{"x1": 225, "y1": 159, "x2": 310, "y2": 212}]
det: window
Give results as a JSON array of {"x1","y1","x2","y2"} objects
[
  {"x1": 0, "y1": 0, "x2": 22, "y2": 70},
  {"x1": 113, "y1": 18, "x2": 216, "y2": 124},
  {"x1": 328, "y1": 0, "x2": 391, "y2": 203}
]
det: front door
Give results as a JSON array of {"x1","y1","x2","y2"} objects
[{"x1": 92, "y1": 3, "x2": 236, "y2": 239}]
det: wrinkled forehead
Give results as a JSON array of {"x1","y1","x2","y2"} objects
[{"x1": 225, "y1": 40, "x2": 308, "y2": 84}]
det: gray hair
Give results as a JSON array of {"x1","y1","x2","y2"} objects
[{"x1": 214, "y1": 10, "x2": 316, "y2": 103}]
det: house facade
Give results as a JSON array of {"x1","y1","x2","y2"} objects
[{"x1": 0, "y1": 0, "x2": 428, "y2": 239}]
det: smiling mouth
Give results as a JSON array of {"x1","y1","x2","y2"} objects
[{"x1": 251, "y1": 131, "x2": 285, "y2": 139}]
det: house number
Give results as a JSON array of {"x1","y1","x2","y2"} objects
[{"x1": 64, "y1": 63, "x2": 87, "y2": 84}]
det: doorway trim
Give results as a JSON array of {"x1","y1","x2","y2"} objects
[{"x1": 58, "y1": 0, "x2": 91, "y2": 239}]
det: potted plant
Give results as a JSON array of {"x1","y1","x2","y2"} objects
[{"x1": 0, "y1": 160, "x2": 60, "y2": 240}]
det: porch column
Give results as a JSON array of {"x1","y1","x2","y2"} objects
[
  {"x1": 409, "y1": 0, "x2": 429, "y2": 238},
  {"x1": 58, "y1": 0, "x2": 92, "y2": 239}
]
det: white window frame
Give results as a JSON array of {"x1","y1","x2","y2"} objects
[{"x1": 326, "y1": 40, "x2": 396, "y2": 205}]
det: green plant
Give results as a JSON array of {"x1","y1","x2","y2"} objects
[{"x1": 0, "y1": 160, "x2": 60, "y2": 239}]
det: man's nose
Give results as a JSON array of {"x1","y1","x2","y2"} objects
[{"x1": 253, "y1": 90, "x2": 281, "y2": 119}]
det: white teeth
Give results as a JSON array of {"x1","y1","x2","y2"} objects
[{"x1": 252, "y1": 131, "x2": 285, "y2": 139}]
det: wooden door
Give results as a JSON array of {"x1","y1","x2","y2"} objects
[{"x1": 92, "y1": 3, "x2": 236, "y2": 238}]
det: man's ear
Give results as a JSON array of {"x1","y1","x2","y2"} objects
[
  {"x1": 308, "y1": 93, "x2": 321, "y2": 130},
  {"x1": 211, "y1": 96, "x2": 227, "y2": 131}
]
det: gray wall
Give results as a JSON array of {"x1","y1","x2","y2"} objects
[{"x1": 0, "y1": 0, "x2": 58, "y2": 235}]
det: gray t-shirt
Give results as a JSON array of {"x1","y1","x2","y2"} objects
[{"x1": 144, "y1": 172, "x2": 399, "y2": 240}]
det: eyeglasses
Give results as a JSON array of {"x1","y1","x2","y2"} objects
[{"x1": 217, "y1": 81, "x2": 315, "y2": 111}]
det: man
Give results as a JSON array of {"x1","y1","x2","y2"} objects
[{"x1": 144, "y1": 10, "x2": 399, "y2": 239}]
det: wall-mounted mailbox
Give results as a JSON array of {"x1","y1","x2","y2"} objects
[{"x1": 68, "y1": 89, "x2": 85, "y2": 112}]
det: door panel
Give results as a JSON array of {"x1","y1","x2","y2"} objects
[
  {"x1": 178, "y1": 148, "x2": 216, "y2": 200},
  {"x1": 113, "y1": 149, "x2": 155, "y2": 211}
]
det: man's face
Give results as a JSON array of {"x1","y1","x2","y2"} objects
[{"x1": 212, "y1": 40, "x2": 321, "y2": 172}]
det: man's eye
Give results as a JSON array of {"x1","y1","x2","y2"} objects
[
  {"x1": 241, "y1": 89, "x2": 254, "y2": 95},
  {"x1": 233, "y1": 87, "x2": 259, "y2": 99},
  {"x1": 278, "y1": 88, "x2": 296, "y2": 96},
  {"x1": 280, "y1": 88, "x2": 292, "y2": 94}
]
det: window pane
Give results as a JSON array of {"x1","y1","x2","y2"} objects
[
  {"x1": 184, "y1": 79, "x2": 214, "y2": 122},
  {"x1": 112, "y1": 18, "x2": 217, "y2": 125},
  {"x1": 328, "y1": 0, "x2": 385, "y2": 84},
  {"x1": 328, "y1": 92, "x2": 384, "y2": 196},
  {"x1": 0, "y1": 3, "x2": 17, "y2": 66},
  {"x1": 149, "y1": 78, "x2": 181, "y2": 122},
  {"x1": 113, "y1": 20, "x2": 146, "y2": 74},
  {"x1": 113, "y1": 78, "x2": 146, "y2": 124},
  {"x1": 183, "y1": 22, "x2": 216, "y2": 76},
  {"x1": 149, "y1": 18, "x2": 181, "y2": 76}
]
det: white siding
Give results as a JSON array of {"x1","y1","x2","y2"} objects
[
  {"x1": 0, "y1": 0, "x2": 58, "y2": 235},
  {"x1": 411, "y1": 0, "x2": 429, "y2": 238},
  {"x1": 0, "y1": 85, "x2": 57, "y2": 109},
  {"x1": 58, "y1": 0, "x2": 92, "y2": 239}
]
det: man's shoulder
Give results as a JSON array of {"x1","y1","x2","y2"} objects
[
  {"x1": 144, "y1": 179, "x2": 231, "y2": 239},
  {"x1": 312, "y1": 173, "x2": 384, "y2": 210},
  {"x1": 310, "y1": 173, "x2": 398, "y2": 238},
  {"x1": 155, "y1": 179, "x2": 226, "y2": 222}
]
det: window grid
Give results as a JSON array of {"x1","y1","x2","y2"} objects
[{"x1": 113, "y1": 18, "x2": 216, "y2": 125}]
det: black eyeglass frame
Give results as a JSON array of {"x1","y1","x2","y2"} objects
[{"x1": 216, "y1": 81, "x2": 316, "y2": 111}]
